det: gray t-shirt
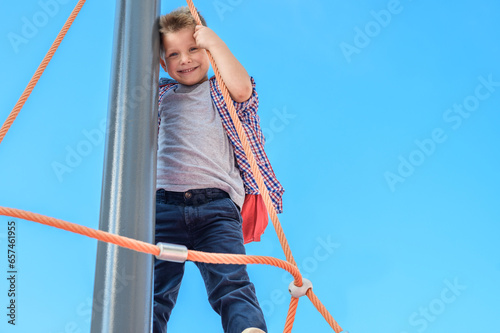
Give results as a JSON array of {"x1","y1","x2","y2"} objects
[{"x1": 156, "y1": 80, "x2": 245, "y2": 209}]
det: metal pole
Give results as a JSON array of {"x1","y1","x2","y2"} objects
[{"x1": 91, "y1": 0, "x2": 160, "y2": 332}]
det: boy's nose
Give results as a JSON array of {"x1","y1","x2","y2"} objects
[{"x1": 180, "y1": 53, "x2": 192, "y2": 64}]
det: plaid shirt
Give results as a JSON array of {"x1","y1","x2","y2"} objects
[{"x1": 158, "y1": 76, "x2": 284, "y2": 213}]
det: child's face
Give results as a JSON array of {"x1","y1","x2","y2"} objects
[{"x1": 160, "y1": 27, "x2": 210, "y2": 86}]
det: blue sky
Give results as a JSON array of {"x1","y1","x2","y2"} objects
[{"x1": 1, "y1": 0, "x2": 499, "y2": 332}]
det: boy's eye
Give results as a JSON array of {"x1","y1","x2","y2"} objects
[
  {"x1": 168, "y1": 52, "x2": 178, "y2": 58},
  {"x1": 190, "y1": 47, "x2": 198, "y2": 52}
]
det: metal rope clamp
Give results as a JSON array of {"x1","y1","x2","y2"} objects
[
  {"x1": 156, "y1": 243, "x2": 188, "y2": 263},
  {"x1": 288, "y1": 278, "x2": 313, "y2": 298}
]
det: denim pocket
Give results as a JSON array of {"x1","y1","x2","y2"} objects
[{"x1": 218, "y1": 198, "x2": 242, "y2": 224}]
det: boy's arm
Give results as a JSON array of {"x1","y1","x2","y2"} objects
[{"x1": 194, "y1": 25, "x2": 252, "y2": 103}]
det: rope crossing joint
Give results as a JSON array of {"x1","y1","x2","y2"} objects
[{"x1": 289, "y1": 278, "x2": 313, "y2": 298}]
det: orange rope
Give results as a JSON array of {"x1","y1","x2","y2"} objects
[
  {"x1": 1, "y1": 206, "x2": 343, "y2": 333},
  {"x1": 188, "y1": 250, "x2": 302, "y2": 286},
  {"x1": 0, "y1": 0, "x2": 87, "y2": 146},
  {"x1": 307, "y1": 289, "x2": 343, "y2": 332},
  {"x1": 0, "y1": 207, "x2": 160, "y2": 256},
  {"x1": 186, "y1": 1, "x2": 343, "y2": 332},
  {"x1": 284, "y1": 297, "x2": 299, "y2": 333},
  {"x1": 0, "y1": 206, "x2": 305, "y2": 282},
  {"x1": 185, "y1": 0, "x2": 297, "y2": 268}
]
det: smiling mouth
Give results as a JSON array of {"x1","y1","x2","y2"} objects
[{"x1": 178, "y1": 66, "x2": 198, "y2": 74}]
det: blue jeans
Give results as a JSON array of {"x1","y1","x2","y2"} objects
[{"x1": 153, "y1": 188, "x2": 267, "y2": 333}]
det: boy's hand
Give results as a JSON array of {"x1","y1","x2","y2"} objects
[
  {"x1": 193, "y1": 25, "x2": 222, "y2": 51},
  {"x1": 193, "y1": 25, "x2": 252, "y2": 102}
]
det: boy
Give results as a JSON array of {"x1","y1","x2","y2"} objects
[{"x1": 154, "y1": 7, "x2": 283, "y2": 333}]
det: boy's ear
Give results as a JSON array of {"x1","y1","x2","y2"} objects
[{"x1": 159, "y1": 54, "x2": 167, "y2": 72}]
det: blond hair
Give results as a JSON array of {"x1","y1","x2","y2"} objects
[{"x1": 159, "y1": 6, "x2": 207, "y2": 57}]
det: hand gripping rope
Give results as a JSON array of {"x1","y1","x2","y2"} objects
[{"x1": 0, "y1": 1, "x2": 347, "y2": 332}]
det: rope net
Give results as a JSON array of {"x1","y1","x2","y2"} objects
[{"x1": 0, "y1": 1, "x2": 345, "y2": 332}]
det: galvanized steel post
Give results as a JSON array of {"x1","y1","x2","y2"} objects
[{"x1": 91, "y1": 0, "x2": 160, "y2": 332}]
